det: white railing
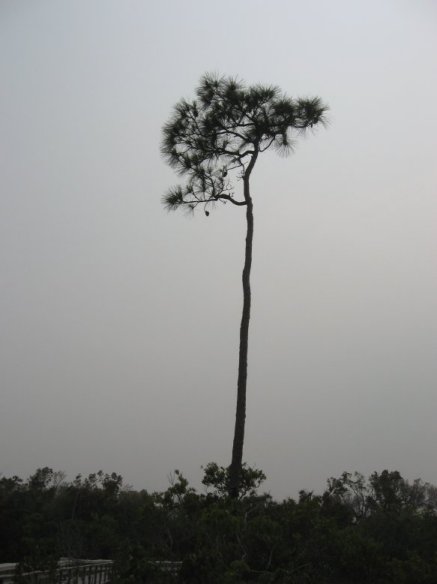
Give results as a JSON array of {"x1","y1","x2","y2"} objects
[{"x1": 0, "y1": 560, "x2": 113, "y2": 584}]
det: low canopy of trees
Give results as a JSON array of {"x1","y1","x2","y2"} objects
[{"x1": 2, "y1": 466, "x2": 437, "y2": 583}]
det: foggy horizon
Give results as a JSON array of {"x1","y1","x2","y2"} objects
[{"x1": 1, "y1": 0, "x2": 436, "y2": 500}]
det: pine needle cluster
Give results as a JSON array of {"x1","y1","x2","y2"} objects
[{"x1": 162, "y1": 73, "x2": 328, "y2": 212}]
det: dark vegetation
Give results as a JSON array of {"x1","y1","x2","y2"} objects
[
  {"x1": 162, "y1": 73, "x2": 327, "y2": 496},
  {"x1": 2, "y1": 465, "x2": 437, "y2": 583}
]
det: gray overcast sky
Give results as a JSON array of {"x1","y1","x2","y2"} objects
[{"x1": 1, "y1": 0, "x2": 436, "y2": 499}]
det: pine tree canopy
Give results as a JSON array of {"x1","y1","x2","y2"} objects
[{"x1": 161, "y1": 73, "x2": 328, "y2": 212}]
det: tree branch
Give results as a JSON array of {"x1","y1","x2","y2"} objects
[{"x1": 215, "y1": 194, "x2": 246, "y2": 206}]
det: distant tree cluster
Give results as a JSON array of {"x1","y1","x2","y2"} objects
[{"x1": 1, "y1": 466, "x2": 437, "y2": 582}]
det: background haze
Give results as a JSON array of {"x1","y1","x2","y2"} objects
[{"x1": 1, "y1": 0, "x2": 436, "y2": 499}]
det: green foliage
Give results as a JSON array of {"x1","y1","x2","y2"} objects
[
  {"x1": 202, "y1": 462, "x2": 266, "y2": 499},
  {"x1": 2, "y1": 466, "x2": 437, "y2": 583},
  {"x1": 161, "y1": 73, "x2": 328, "y2": 213}
]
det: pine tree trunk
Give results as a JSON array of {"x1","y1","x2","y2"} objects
[{"x1": 229, "y1": 152, "x2": 257, "y2": 498}]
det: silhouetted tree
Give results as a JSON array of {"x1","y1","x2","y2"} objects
[{"x1": 162, "y1": 73, "x2": 327, "y2": 497}]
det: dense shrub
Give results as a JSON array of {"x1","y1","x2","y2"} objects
[{"x1": 1, "y1": 466, "x2": 437, "y2": 583}]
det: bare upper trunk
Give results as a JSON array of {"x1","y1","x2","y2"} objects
[{"x1": 228, "y1": 151, "x2": 258, "y2": 498}]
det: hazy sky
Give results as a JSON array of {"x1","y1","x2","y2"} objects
[{"x1": 1, "y1": 0, "x2": 436, "y2": 499}]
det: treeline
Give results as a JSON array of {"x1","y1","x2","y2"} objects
[{"x1": 1, "y1": 464, "x2": 437, "y2": 583}]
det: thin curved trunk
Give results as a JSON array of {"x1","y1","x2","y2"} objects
[{"x1": 229, "y1": 152, "x2": 258, "y2": 498}]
